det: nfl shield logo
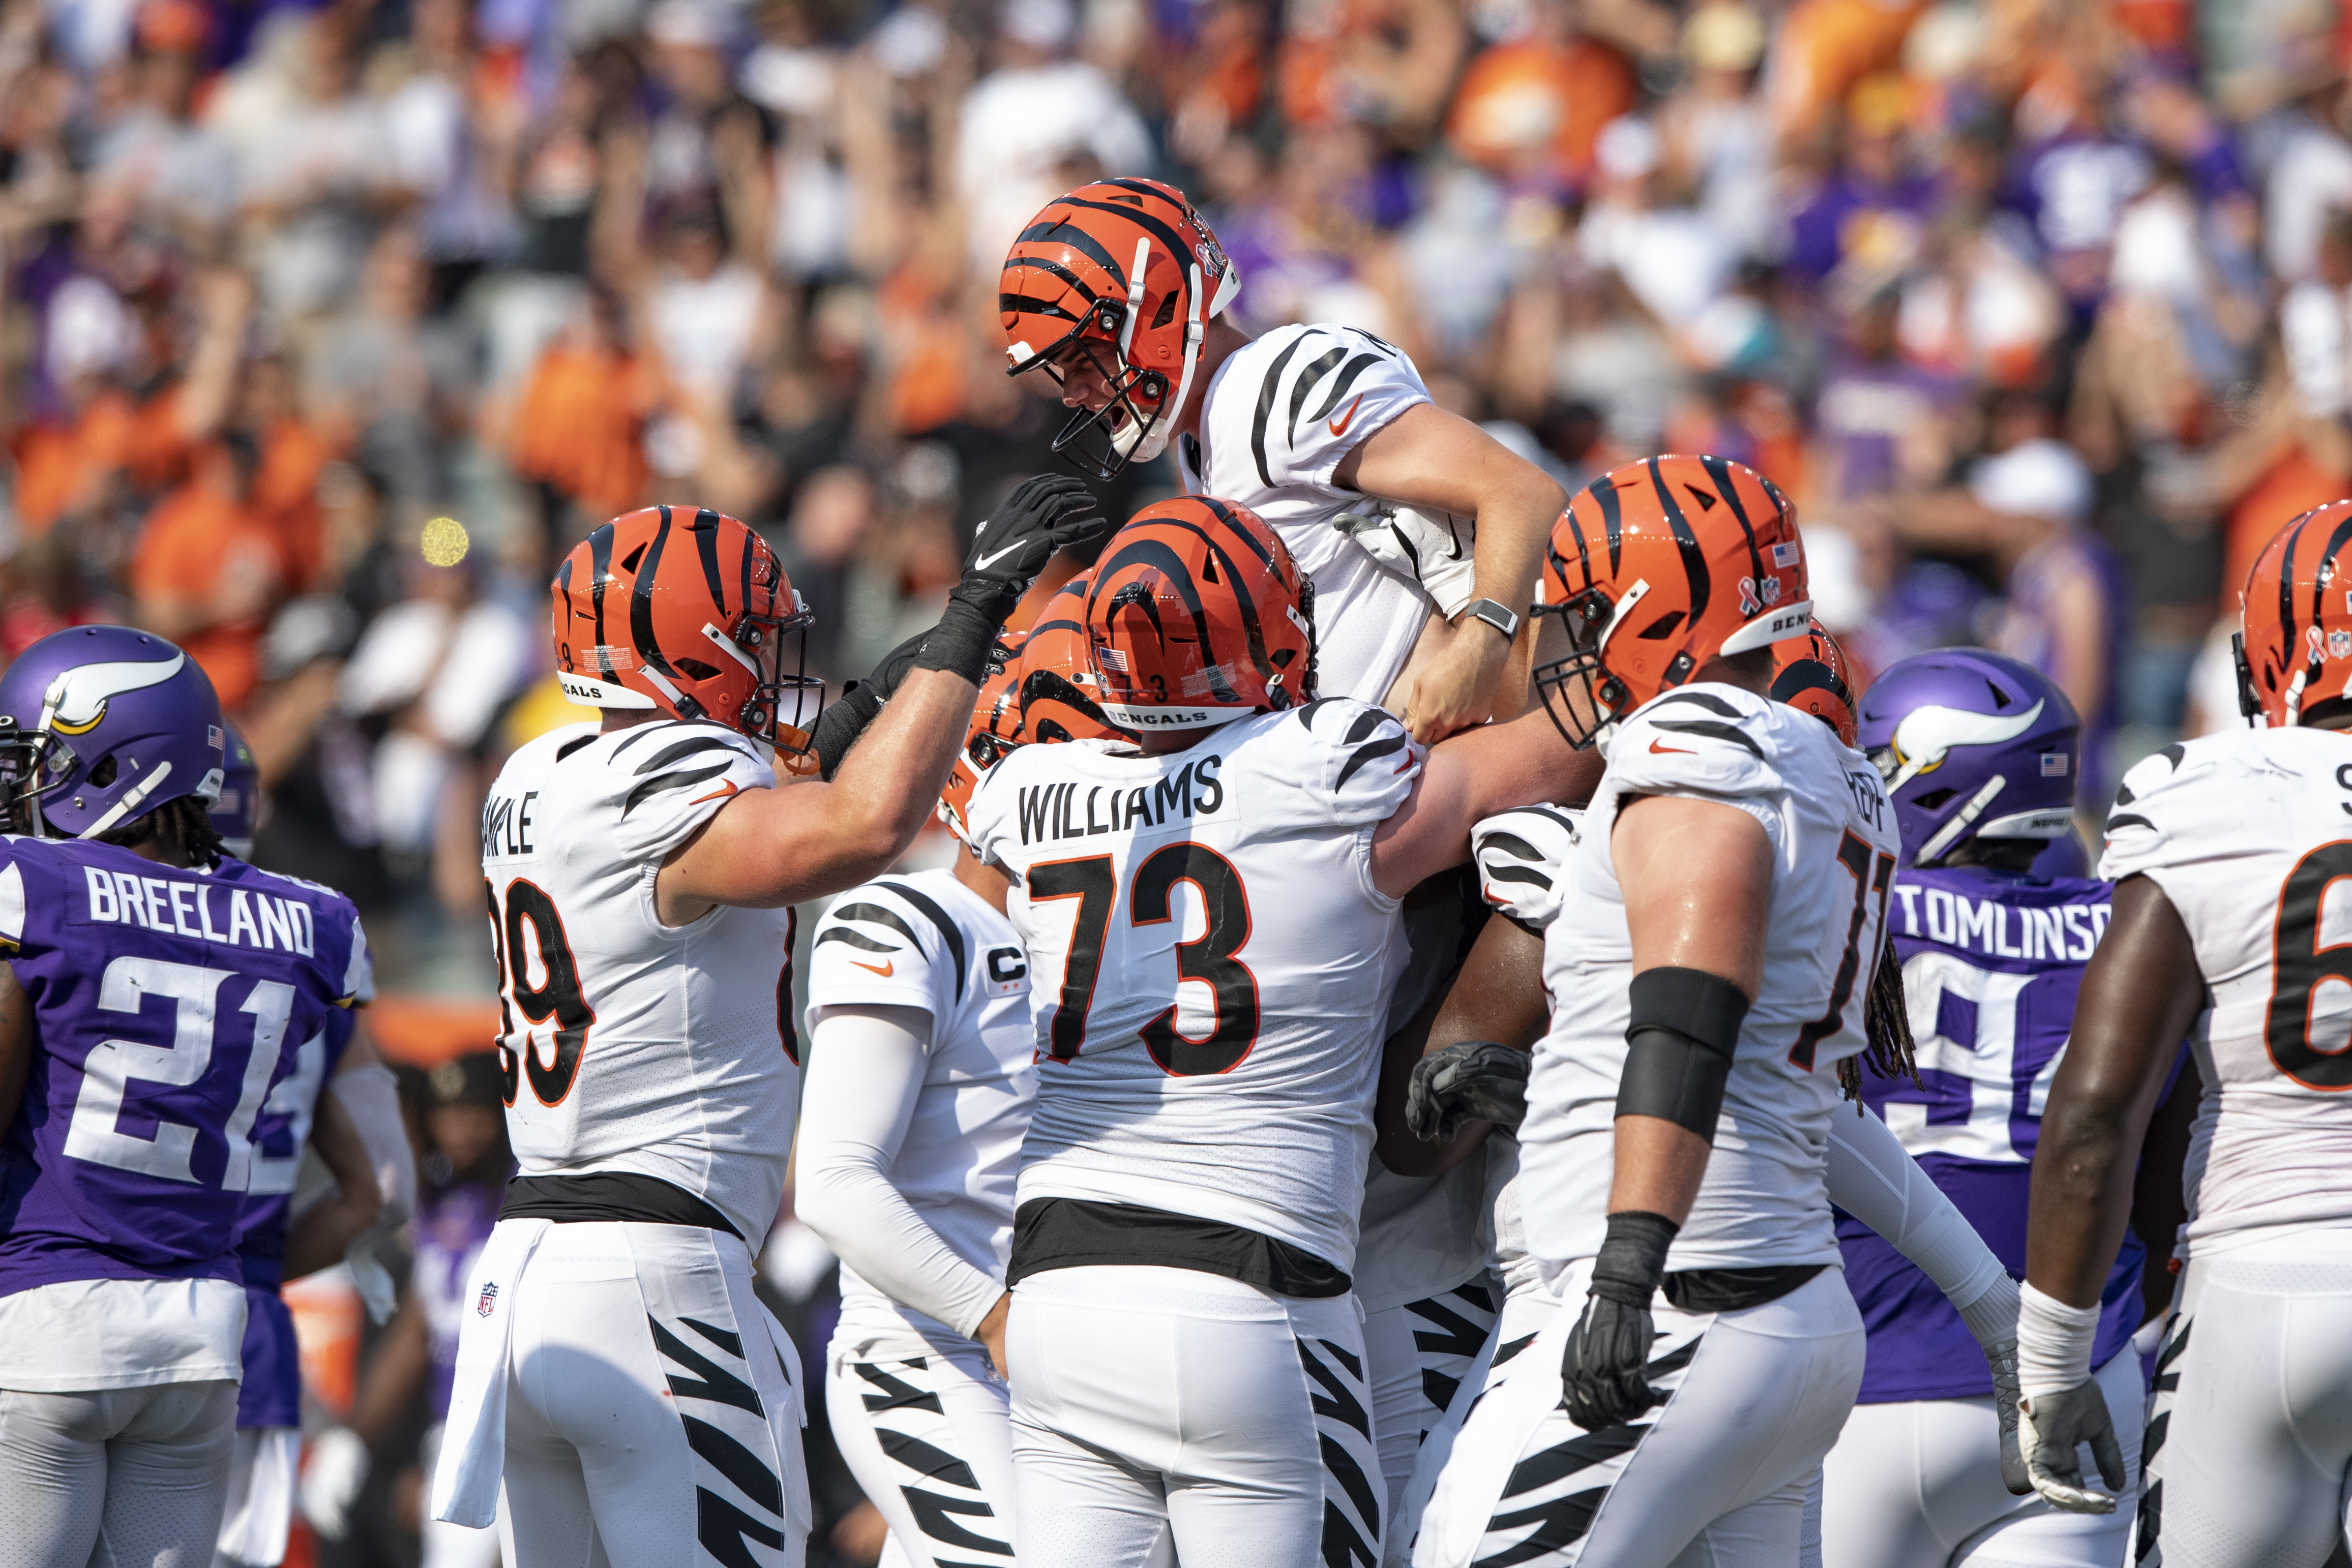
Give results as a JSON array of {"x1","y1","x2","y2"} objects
[{"x1": 477, "y1": 1282, "x2": 498, "y2": 1317}]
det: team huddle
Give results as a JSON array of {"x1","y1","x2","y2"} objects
[{"x1": 7, "y1": 177, "x2": 2352, "y2": 1568}]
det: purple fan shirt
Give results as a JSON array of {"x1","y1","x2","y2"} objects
[
  {"x1": 232, "y1": 1002, "x2": 360, "y2": 1429},
  {"x1": 0, "y1": 839, "x2": 367, "y2": 1307},
  {"x1": 1838, "y1": 864, "x2": 2146, "y2": 1403},
  {"x1": 413, "y1": 1175, "x2": 504, "y2": 1419}
]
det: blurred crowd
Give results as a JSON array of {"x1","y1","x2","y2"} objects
[{"x1": 7, "y1": 0, "x2": 2352, "y2": 1555}]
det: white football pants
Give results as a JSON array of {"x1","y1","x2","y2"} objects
[
  {"x1": 0, "y1": 1378, "x2": 237, "y2": 1568},
  {"x1": 1415, "y1": 1264, "x2": 1864, "y2": 1568},
  {"x1": 466, "y1": 1222, "x2": 812, "y2": 1568},
  {"x1": 1007, "y1": 1264, "x2": 1383, "y2": 1568},
  {"x1": 1365, "y1": 1275, "x2": 1502, "y2": 1563},
  {"x1": 1820, "y1": 1343, "x2": 2142, "y2": 1568},
  {"x1": 2135, "y1": 1231, "x2": 2352, "y2": 1567},
  {"x1": 827, "y1": 1329, "x2": 1016, "y2": 1568}
]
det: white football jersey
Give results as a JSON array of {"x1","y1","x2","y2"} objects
[
  {"x1": 803, "y1": 867, "x2": 1035, "y2": 1340},
  {"x1": 1180, "y1": 323, "x2": 1438, "y2": 704},
  {"x1": 2101, "y1": 727, "x2": 2352, "y2": 1252},
  {"x1": 1471, "y1": 804, "x2": 1586, "y2": 1301},
  {"x1": 480, "y1": 720, "x2": 797, "y2": 1246},
  {"x1": 1515, "y1": 685, "x2": 1900, "y2": 1282},
  {"x1": 964, "y1": 698, "x2": 1423, "y2": 1272}
]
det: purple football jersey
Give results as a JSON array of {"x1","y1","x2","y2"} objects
[
  {"x1": 0, "y1": 839, "x2": 368, "y2": 1303},
  {"x1": 413, "y1": 1175, "x2": 502, "y2": 1419},
  {"x1": 233, "y1": 1002, "x2": 360, "y2": 1429},
  {"x1": 1839, "y1": 864, "x2": 2144, "y2": 1402}
]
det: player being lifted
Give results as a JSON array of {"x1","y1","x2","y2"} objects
[
  {"x1": 797, "y1": 601, "x2": 1129, "y2": 1568},
  {"x1": 432, "y1": 487, "x2": 1105, "y2": 1568},
  {"x1": 1819, "y1": 650, "x2": 2155, "y2": 1568},
  {"x1": 1403, "y1": 456, "x2": 1912, "y2": 1566},
  {"x1": 0, "y1": 628, "x2": 370, "y2": 1566},
  {"x1": 960, "y1": 496, "x2": 1581, "y2": 1567},
  {"x1": 998, "y1": 176, "x2": 1566, "y2": 740},
  {"x1": 2020, "y1": 499, "x2": 2352, "y2": 1564}
]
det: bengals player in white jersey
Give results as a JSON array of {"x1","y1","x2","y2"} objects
[
  {"x1": 997, "y1": 177, "x2": 1565, "y2": 741},
  {"x1": 1390, "y1": 456, "x2": 1923, "y2": 1568},
  {"x1": 960, "y1": 496, "x2": 1580, "y2": 1568},
  {"x1": 2021, "y1": 498, "x2": 2352, "y2": 1563},
  {"x1": 433, "y1": 487, "x2": 1105, "y2": 1568}
]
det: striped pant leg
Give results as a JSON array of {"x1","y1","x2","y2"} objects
[
  {"x1": 826, "y1": 1334, "x2": 1017, "y2": 1568},
  {"x1": 500, "y1": 1222, "x2": 809, "y2": 1568},
  {"x1": 1291, "y1": 1295, "x2": 1388, "y2": 1568},
  {"x1": 1419, "y1": 1268, "x2": 1864, "y2": 1568},
  {"x1": 1399, "y1": 1283, "x2": 1556, "y2": 1568}
]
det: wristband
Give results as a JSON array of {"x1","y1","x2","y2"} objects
[
  {"x1": 1589, "y1": 1210, "x2": 1678, "y2": 1308},
  {"x1": 913, "y1": 596, "x2": 1001, "y2": 687},
  {"x1": 2016, "y1": 1280, "x2": 2102, "y2": 1399},
  {"x1": 1955, "y1": 1271, "x2": 2023, "y2": 1350}
]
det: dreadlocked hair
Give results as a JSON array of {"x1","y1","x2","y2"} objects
[
  {"x1": 1838, "y1": 936, "x2": 1920, "y2": 1107},
  {"x1": 96, "y1": 795, "x2": 225, "y2": 869}
]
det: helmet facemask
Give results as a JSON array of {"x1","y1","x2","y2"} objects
[
  {"x1": 672, "y1": 593, "x2": 825, "y2": 769},
  {"x1": 1531, "y1": 584, "x2": 1650, "y2": 750}
]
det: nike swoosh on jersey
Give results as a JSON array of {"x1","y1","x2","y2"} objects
[
  {"x1": 850, "y1": 958, "x2": 895, "y2": 977},
  {"x1": 1328, "y1": 394, "x2": 1365, "y2": 438},
  {"x1": 689, "y1": 779, "x2": 740, "y2": 804},
  {"x1": 1648, "y1": 738, "x2": 1693, "y2": 755}
]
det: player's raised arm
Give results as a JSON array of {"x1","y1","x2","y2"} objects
[{"x1": 589, "y1": 480, "x2": 1108, "y2": 921}]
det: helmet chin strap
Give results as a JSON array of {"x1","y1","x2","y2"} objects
[
  {"x1": 1915, "y1": 774, "x2": 2006, "y2": 865},
  {"x1": 1129, "y1": 261, "x2": 1232, "y2": 466},
  {"x1": 78, "y1": 760, "x2": 173, "y2": 841}
]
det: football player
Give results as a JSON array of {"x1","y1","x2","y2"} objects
[
  {"x1": 959, "y1": 496, "x2": 1582, "y2": 1567},
  {"x1": 1396, "y1": 455, "x2": 1909, "y2": 1566},
  {"x1": 210, "y1": 722, "x2": 415, "y2": 1568},
  {"x1": 999, "y1": 177, "x2": 1568, "y2": 742},
  {"x1": 2019, "y1": 500, "x2": 2352, "y2": 1562},
  {"x1": 0, "y1": 628, "x2": 370, "y2": 1565},
  {"x1": 1400, "y1": 618, "x2": 2023, "y2": 1568},
  {"x1": 1818, "y1": 650, "x2": 2152, "y2": 1568},
  {"x1": 432, "y1": 489, "x2": 1103, "y2": 1568},
  {"x1": 798, "y1": 602, "x2": 1126, "y2": 1568}
]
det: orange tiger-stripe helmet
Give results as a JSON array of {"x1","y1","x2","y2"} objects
[
  {"x1": 2238, "y1": 498, "x2": 2352, "y2": 729},
  {"x1": 1019, "y1": 575, "x2": 1134, "y2": 745},
  {"x1": 1000, "y1": 178, "x2": 1240, "y2": 480},
  {"x1": 1771, "y1": 618, "x2": 1861, "y2": 746},
  {"x1": 1535, "y1": 454, "x2": 1811, "y2": 749},
  {"x1": 1084, "y1": 497, "x2": 1316, "y2": 731},
  {"x1": 552, "y1": 505, "x2": 821, "y2": 764}
]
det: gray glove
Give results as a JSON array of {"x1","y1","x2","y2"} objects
[
  {"x1": 2018, "y1": 1376, "x2": 2128, "y2": 1513},
  {"x1": 1406, "y1": 1041, "x2": 1529, "y2": 1142},
  {"x1": 1984, "y1": 1338, "x2": 2029, "y2": 1495}
]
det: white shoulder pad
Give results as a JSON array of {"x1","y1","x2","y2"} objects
[
  {"x1": 806, "y1": 876, "x2": 964, "y2": 1022},
  {"x1": 1286, "y1": 698, "x2": 1423, "y2": 828},
  {"x1": 1234, "y1": 325, "x2": 1430, "y2": 491},
  {"x1": 599, "y1": 721, "x2": 774, "y2": 861},
  {"x1": 1606, "y1": 686, "x2": 1787, "y2": 805},
  {"x1": 2098, "y1": 739, "x2": 2204, "y2": 883},
  {"x1": 1473, "y1": 804, "x2": 1585, "y2": 929}
]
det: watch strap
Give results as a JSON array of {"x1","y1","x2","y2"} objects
[{"x1": 1464, "y1": 597, "x2": 1522, "y2": 641}]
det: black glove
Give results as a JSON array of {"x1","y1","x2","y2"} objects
[
  {"x1": 1406, "y1": 1042, "x2": 1530, "y2": 1141},
  {"x1": 809, "y1": 632, "x2": 928, "y2": 781},
  {"x1": 1562, "y1": 1211, "x2": 1676, "y2": 1431},
  {"x1": 916, "y1": 476, "x2": 1110, "y2": 684},
  {"x1": 2017, "y1": 1376, "x2": 2128, "y2": 1514}
]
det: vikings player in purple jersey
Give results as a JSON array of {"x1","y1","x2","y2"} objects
[
  {"x1": 0, "y1": 628, "x2": 370, "y2": 1566},
  {"x1": 1820, "y1": 649, "x2": 2148, "y2": 1568},
  {"x1": 211, "y1": 723, "x2": 414, "y2": 1568}
]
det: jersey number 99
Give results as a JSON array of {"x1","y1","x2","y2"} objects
[{"x1": 485, "y1": 877, "x2": 595, "y2": 1106}]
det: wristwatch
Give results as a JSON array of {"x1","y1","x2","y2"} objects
[{"x1": 1461, "y1": 597, "x2": 1522, "y2": 643}]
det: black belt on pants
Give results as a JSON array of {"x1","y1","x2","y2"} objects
[{"x1": 498, "y1": 1171, "x2": 741, "y2": 1239}]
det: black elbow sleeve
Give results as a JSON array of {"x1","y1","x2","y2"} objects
[{"x1": 1616, "y1": 967, "x2": 1751, "y2": 1141}]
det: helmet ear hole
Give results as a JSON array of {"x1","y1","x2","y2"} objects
[
  {"x1": 1152, "y1": 290, "x2": 1178, "y2": 329},
  {"x1": 1638, "y1": 611, "x2": 1685, "y2": 640},
  {"x1": 673, "y1": 658, "x2": 721, "y2": 681},
  {"x1": 90, "y1": 754, "x2": 117, "y2": 788},
  {"x1": 1913, "y1": 787, "x2": 1957, "y2": 810}
]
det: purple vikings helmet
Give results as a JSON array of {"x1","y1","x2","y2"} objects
[
  {"x1": 0, "y1": 627, "x2": 225, "y2": 840},
  {"x1": 1856, "y1": 648, "x2": 2080, "y2": 867},
  {"x1": 209, "y1": 721, "x2": 260, "y2": 858}
]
